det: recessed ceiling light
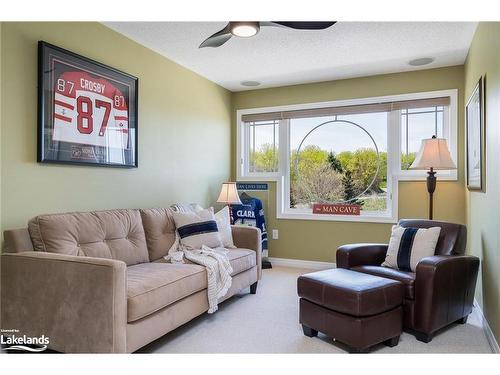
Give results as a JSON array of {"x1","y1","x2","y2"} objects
[
  {"x1": 408, "y1": 57, "x2": 435, "y2": 66},
  {"x1": 230, "y1": 22, "x2": 260, "y2": 38},
  {"x1": 241, "y1": 81, "x2": 261, "y2": 87}
]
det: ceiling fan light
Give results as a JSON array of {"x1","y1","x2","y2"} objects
[{"x1": 230, "y1": 22, "x2": 260, "y2": 37}]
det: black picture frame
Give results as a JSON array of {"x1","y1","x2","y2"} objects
[
  {"x1": 38, "y1": 41, "x2": 138, "y2": 168},
  {"x1": 465, "y1": 76, "x2": 485, "y2": 191}
]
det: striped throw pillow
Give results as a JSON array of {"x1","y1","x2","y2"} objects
[
  {"x1": 382, "y1": 225, "x2": 441, "y2": 272},
  {"x1": 172, "y1": 208, "x2": 223, "y2": 250}
]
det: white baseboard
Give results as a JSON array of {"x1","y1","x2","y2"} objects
[
  {"x1": 267, "y1": 257, "x2": 335, "y2": 270},
  {"x1": 474, "y1": 299, "x2": 500, "y2": 353}
]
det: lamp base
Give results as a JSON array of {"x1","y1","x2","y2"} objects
[
  {"x1": 228, "y1": 204, "x2": 234, "y2": 225},
  {"x1": 427, "y1": 168, "x2": 436, "y2": 220},
  {"x1": 262, "y1": 259, "x2": 272, "y2": 269}
]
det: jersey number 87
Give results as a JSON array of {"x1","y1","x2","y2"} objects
[{"x1": 76, "y1": 96, "x2": 111, "y2": 136}]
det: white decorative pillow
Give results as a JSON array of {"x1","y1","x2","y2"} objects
[
  {"x1": 172, "y1": 208, "x2": 223, "y2": 250},
  {"x1": 382, "y1": 225, "x2": 441, "y2": 272},
  {"x1": 215, "y1": 206, "x2": 236, "y2": 249}
]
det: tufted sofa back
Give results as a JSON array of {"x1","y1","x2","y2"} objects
[{"x1": 27, "y1": 209, "x2": 150, "y2": 266}]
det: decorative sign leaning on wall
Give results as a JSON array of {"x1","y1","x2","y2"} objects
[
  {"x1": 312, "y1": 203, "x2": 361, "y2": 216},
  {"x1": 38, "y1": 41, "x2": 139, "y2": 168}
]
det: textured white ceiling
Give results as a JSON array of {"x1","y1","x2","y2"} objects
[{"x1": 104, "y1": 22, "x2": 477, "y2": 92}]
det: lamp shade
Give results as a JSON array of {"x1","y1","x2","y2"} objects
[
  {"x1": 410, "y1": 137, "x2": 457, "y2": 170},
  {"x1": 216, "y1": 182, "x2": 242, "y2": 205}
]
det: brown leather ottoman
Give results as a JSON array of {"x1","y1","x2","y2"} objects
[{"x1": 297, "y1": 268, "x2": 404, "y2": 353}]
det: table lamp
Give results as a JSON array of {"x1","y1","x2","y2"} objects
[
  {"x1": 410, "y1": 136, "x2": 456, "y2": 220},
  {"x1": 216, "y1": 182, "x2": 242, "y2": 224}
]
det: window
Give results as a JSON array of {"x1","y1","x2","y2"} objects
[
  {"x1": 289, "y1": 113, "x2": 388, "y2": 214},
  {"x1": 401, "y1": 107, "x2": 444, "y2": 169},
  {"x1": 237, "y1": 90, "x2": 458, "y2": 223},
  {"x1": 247, "y1": 120, "x2": 279, "y2": 174}
]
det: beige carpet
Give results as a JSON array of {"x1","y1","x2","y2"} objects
[{"x1": 138, "y1": 266, "x2": 493, "y2": 354}]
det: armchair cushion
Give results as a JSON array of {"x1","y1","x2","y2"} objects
[
  {"x1": 351, "y1": 265, "x2": 415, "y2": 299},
  {"x1": 398, "y1": 219, "x2": 467, "y2": 256}
]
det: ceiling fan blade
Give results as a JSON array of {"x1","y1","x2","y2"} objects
[
  {"x1": 269, "y1": 21, "x2": 336, "y2": 30},
  {"x1": 199, "y1": 24, "x2": 232, "y2": 48}
]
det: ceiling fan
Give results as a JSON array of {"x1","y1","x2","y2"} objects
[{"x1": 199, "y1": 21, "x2": 336, "y2": 48}]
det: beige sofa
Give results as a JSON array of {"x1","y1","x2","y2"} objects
[{"x1": 1, "y1": 208, "x2": 262, "y2": 353}]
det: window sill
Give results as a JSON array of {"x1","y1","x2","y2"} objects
[
  {"x1": 277, "y1": 211, "x2": 398, "y2": 224},
  {"x1": 237, "y1": 175, "x2": 281, "y2": 182}
]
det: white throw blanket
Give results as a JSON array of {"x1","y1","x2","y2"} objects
[{"x1": 165, "y1": 233, "x2": 233, "y2": 313}]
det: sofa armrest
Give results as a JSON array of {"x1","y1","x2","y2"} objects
[
  {"x1": 231, "y1": 225, "x2": 262, "y2": 279},
  {"x1": 3, "y1": 228, "x2": 34, "y2": 253},
  {"x1": 1, "y1": 252, "x2": 127, "y2": 353},
  {"x1": 336, "y1": 243, "x2": 388, "y2": 269},
  {"x1": 415, "y1": 255, "x2": 479, "y2": 334}
]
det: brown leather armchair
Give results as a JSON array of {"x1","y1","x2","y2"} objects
[{"x1": 336, "y1": 219, "x2": 479, "y2": 343}]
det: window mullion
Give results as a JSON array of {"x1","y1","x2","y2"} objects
[
  {"x1": 405, "y1": 111, "x2": 409, "y2": 167},
  {"x1": 434, "y1": 106, "x2": 438, "y2": 136},
  {"x1": 388, "y1": 110, "x2": 399, "y2": 205},
  {"x1": 279, "y1": 118, "x2": 290, "y2": 210},
  {"x1": 244, "y1": 122, "x2": 250, "y2": 175}
]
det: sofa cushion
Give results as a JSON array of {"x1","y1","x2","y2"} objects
[
  {"x1": 227, "y1": 248, "x2": 257, "y2": 276},
  {"x1": 28, "y1": 209, "x2": 149, "y2": 266},
  {"x1": 351, "y1": 265, "x2": 416, "y2": 299},
  {"x1": 139, "y1": 208, "x2": 177, "y2": 261},
  {"x1": 127, "y1": 263, "x2": 207, "y2": 322},
  {"x1": 153, "y1": 248, "x2": 257, "y2": 276}
]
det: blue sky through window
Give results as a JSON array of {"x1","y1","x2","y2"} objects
[{"x1": 251, "y1": 109, "x2": 443, "y2": 157}]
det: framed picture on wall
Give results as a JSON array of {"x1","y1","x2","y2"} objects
[
  {"x1": 466, "y1": 76, "x2": 485, "y2": 191},
  {"x1": 38, "y1": 41, "x2": 138, "y2": 168}
]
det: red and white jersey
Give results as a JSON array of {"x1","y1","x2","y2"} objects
[{"x1": 52, "y1": 71, "x2": 129, "y2": 149}]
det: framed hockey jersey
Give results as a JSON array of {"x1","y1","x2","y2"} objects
[{"x1": 37, "y1": 41, "x2": 138, "y2": 168}]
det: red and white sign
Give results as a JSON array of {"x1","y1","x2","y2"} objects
[
  {"x1": 52, "y1": 71, "x2": 129, "y2": 149},
  {"x1": 312, "y1": 203, "x2": 361, "y2": 216}
]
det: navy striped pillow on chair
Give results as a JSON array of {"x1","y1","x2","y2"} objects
[{"x1": 382, "y1": 226, "x2": 441, "y2": 272}]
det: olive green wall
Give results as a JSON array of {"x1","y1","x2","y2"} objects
[
  {"x1": 232, "y1": 66, "x2": 466, "y2": 262},
  {"x1": 0, "y1": 22, "x2": 232, "y2": 234},
  {"x1": 464, "y1": 22, "x2": 500, "y2": 343},
  {"x1": 0, "y1": 23, "x2": 3, "y2": 237}
]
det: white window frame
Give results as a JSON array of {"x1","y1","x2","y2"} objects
[
  {"x1": 243, "y1": 119, "x2": 281, "y2": 178},
  {"x1": 393, "y1": 89, "x2": 458, "y2": 181},
  {"x1": 236, "y1": 89, "x2": 458, "y2": 223}
]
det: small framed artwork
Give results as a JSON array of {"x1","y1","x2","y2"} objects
[
  {"x1": 38, "y1": 41, "x2": 138, "y2": 168},
  {"x1": 466, "y1": 76, "x2": 485, "y2": 191}
]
